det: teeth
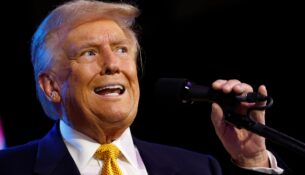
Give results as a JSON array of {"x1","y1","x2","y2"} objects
[
  {"x1": 95, "y1": 85, "x2": 123, "y2": 92},
  {"x1": 94, "y1": 84, "x2": 125, "y2": 95}
]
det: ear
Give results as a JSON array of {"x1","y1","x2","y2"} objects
[{"x1": 38, "y1": 73, "x2": 61, "y2": 103}]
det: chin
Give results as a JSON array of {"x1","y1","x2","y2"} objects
[{"x1": 94, "y1": 108, "x2": 135, "y2": 125}]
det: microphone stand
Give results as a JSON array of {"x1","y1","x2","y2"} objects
[{"x1": 224, "y1": 109, "x2": 305, "y2": 158}]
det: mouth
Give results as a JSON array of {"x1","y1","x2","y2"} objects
[{"x1": 94, "y1": 84, "x2": 125, "y2": 96}]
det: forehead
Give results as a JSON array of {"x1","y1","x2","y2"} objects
[{"x1": 65, "y1": 19, "x2": 128, "y2": 44}]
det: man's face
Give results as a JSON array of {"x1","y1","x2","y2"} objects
[{"x1": 55, "y1": 20, "x2": 139, "y2": 136}]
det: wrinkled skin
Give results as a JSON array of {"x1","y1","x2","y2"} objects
[
  {"x1": 211, "y1": 79, "x2": 269, "y2": 167},
  {"x1": 39, "y1": 19, "x2": 139, "y2": 143}
]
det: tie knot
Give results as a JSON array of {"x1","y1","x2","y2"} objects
[{"x1": 95, "y1": 144, "x2": 121, "y2": 161}]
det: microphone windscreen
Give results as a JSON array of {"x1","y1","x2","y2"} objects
[{"x1": 154, "y1": 78, "x2": 188, "y2": 103}]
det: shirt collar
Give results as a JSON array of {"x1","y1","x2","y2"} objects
[{"x1": 59, "y1": 120, "x2": 140, "y2": 170}]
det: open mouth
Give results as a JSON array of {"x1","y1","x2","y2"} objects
[{"x1": 94, "y1": 84, "x2": 125, "y2": 96}]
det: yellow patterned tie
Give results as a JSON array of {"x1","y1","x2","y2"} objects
[{"x1": 94, "y1": 144, "x2": 123, "y2": 175}]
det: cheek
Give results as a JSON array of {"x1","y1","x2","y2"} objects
[
  {"x1": 63, "y1": 64, "x2": 98, "y2": 108},
  {"x1": 126, "y1": 61, "x2": 140, "y2": 98},
  {"x1": 62, "y1": 63, "x2": 99, "y2": 99},
  {"x1": 124, "y1": 60, "x2": 139, "y2": 80},
  {"x1": 70, "y1": 63, "x2": 99, "y2": 84}
]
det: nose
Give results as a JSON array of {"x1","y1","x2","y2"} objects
[{"x1": 99, "y1": 48, "x2": 120, "y2": 75}]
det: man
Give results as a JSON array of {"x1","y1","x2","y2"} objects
[{"x1": 0, "y1": 0, "x2": 285, "y2": 174}]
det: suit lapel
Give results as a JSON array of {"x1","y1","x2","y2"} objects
[
  {"x1": 32, "y1": 124, "x2": 185, "y2": 175},
  {"x1": 33, "y1": 122, "x2": 80, "y2": 175},
  {"x1": 134, "y1": 138, "x2": 180, "y2": 175}
]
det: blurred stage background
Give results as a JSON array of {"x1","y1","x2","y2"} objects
[{"x1": 0, "y1": 0, "x2": 303, "y2": 173}]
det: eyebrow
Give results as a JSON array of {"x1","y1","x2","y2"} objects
[
  {"x1": 81, "y1": 35, "x2": 132, "y2": 47},
  {"x1": 66, "y1": 37, "x2": 133, "y2": 58}
]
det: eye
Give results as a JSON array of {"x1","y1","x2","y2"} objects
[
  {"x1": 82, "y1": 50, "x2": 97, "y2": 57},
  {"x1": 78, "y1": 49, "x2": 98, "y2": 63},
  {"x1": 115, "y1": 46, "x2": 128, "y2": 55}
]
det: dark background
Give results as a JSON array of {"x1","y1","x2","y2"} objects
[{"x1": 0, "y1": 0, "x2": 303, "y2": 173}]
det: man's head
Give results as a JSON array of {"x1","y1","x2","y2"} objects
[{"x1": 31, "y1": 0, "x2": 140, "y2": 142}]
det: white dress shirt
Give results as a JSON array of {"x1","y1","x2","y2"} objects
[
  {"x1": 60, "y1": 120, "x2": 148, "y2": 175},
  {"x1": 238, "y1": 151, "x2": 284, "y2": 174}
]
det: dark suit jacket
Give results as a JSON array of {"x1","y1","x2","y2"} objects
[{"x1": 0, "y1": 123, "x2": 283, "y2": 175}]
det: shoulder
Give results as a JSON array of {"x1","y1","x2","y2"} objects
[
  {"x1": 0, "y1": 140, "x2": 38, "y2": 158},
  {"x1": 135, "y1": 138, "x2": 214, "y2": 159},
  {"x1": 134, "y1": 138, "x2": 222, "y2": 174},
  {"x1": 0, "y1": 140, "x2": 39, "y2": 172}
]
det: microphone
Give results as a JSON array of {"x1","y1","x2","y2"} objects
[
  {"x1": 155, "y1": 80, "x2": 305, "y2": 158},
  {"x1": 154, "y1": 78, "x2": 269, "y2": 106}
]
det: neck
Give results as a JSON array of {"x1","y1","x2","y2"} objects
[{"x1": 61, "y1": 118, "x2": 127, "y2": 144}]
